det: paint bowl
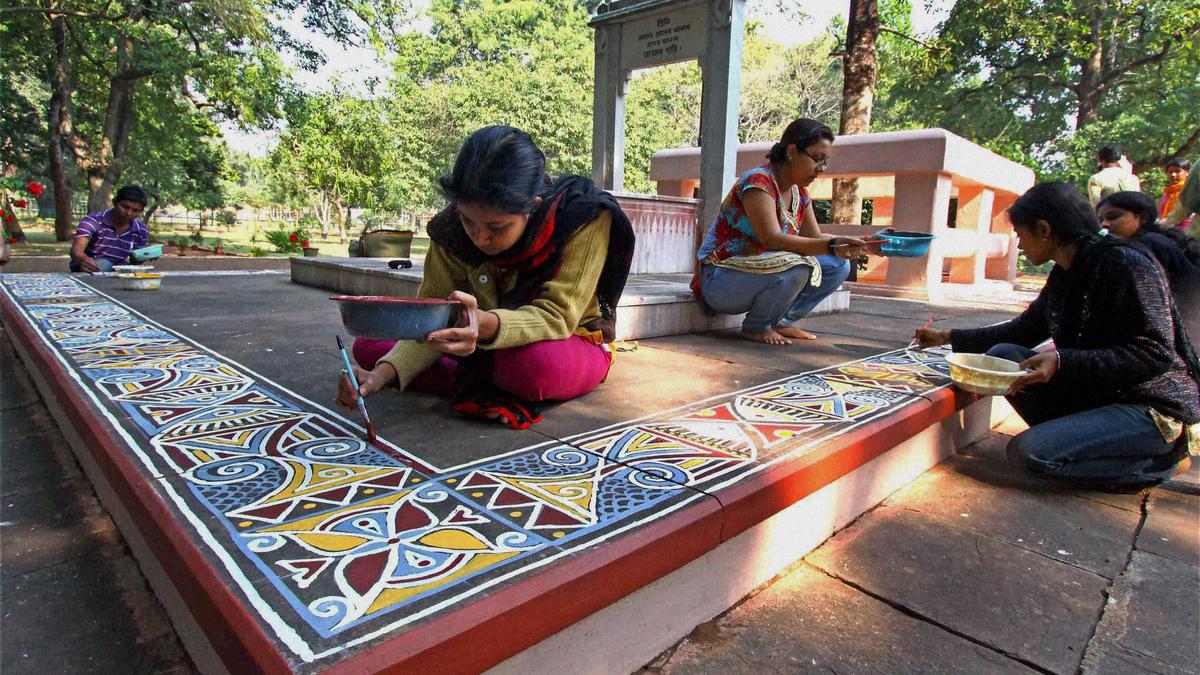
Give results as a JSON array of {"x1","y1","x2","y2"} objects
[
  {"x1": 874, "y1": 230, "x2": 935, "y2": 257},
  {"x1": 130, "y1": 244, "x2": 163, "y2": 262},
  {"x1": 331, "y1": 296, "x2": 461, "y2": 341},
  {"x1": 116, "y1": 273, "x2": 164, "y2": 291},
  {"x1": 946, "y1": 353, "x2": 1028, "y2": 396},
  {"x1": 113, "y1": 264, "x2": 152, "y2": 274}
]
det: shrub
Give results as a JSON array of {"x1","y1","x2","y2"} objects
[
  {"x1": 249, "y1": 246, "x2": 269, "y2": 257},
  {"x1": 265, "y1": 224, "x2": 310, "y2": 254}
]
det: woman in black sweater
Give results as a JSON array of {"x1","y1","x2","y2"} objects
[
  {"x1": 916, "y1": 183, "x2": 1199, "y2": 489},
  {"x1": 1096, "y1": 190, "x2": 1200, "y2": 342}
]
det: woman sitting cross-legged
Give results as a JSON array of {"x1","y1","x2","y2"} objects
[
  {"x1": 336, "y1": 126, "x2": 635, "y2": 429},
  {"x1": 1096, "y1": 190, "x2": 1200, "y2": 342},
  {"x1": 915, "y1": 182, "x2": 1199, "y2": 490},
  {"x1": 691, "y1": 118, "x2": 870, "y2": 345}
]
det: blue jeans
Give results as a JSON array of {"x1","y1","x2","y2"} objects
[
  {"x1": 700, "y1": 255, "x2": 850, "y2": 332},
  {"x1": 986, "y1": 343, "x2": 1182, "y2": 487}
]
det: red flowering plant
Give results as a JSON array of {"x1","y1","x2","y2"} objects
[
  {"x1": 265, "y1": 223, "x2": 311, "y2": 254},
  {"x1": 0, "y1": 178, "x2": 44, "y2": 244}
]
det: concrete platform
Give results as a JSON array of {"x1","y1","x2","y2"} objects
[
  {"x1": 0, "y1": 272, "x2": 1016, "y2": 673},
  {"x1": 290, "y1": 257, "x2": 851, "y2": 340}
]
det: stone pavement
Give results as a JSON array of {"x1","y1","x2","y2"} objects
[
  {"x1": 644, "y1": 422, "x2": 1200, "y2": 674},
  {"x1": 0, "y1": 323, "x2": 194, "y2": 673}
]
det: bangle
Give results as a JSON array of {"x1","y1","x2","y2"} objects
[
  {"x1": 1052, "y1": 350, "x2": 1061, "y2": 370},
  {"x1": 827, "y1": 238, "x2": 837, "y2": 255}
]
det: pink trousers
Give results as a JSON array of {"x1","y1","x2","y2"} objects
[{"x1": 353, "y1": 335, "x2": 612, "y2": 402}]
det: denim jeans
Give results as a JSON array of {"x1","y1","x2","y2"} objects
[
  {"x1": 700, "y1": 255, "x2": 849, "y2": 332},
  {"x1": 986, "y1": 343, "x2": 1182, "y2": 487}
]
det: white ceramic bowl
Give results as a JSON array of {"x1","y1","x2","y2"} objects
[
  {"x1": 116, "y1": 273, "x2": 164, "y2": 291},
  {"x1": 946, "y1": 353, "x2": 1027, "y2": 396}
]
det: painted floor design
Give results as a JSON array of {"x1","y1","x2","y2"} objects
[{"x1": 1, "y1": 274, "x2": 954, "y2": 666}]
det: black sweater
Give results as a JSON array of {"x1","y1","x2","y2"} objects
[
  {"x1": 951, "y1": 237, "x2": 1200, "y2": 423},
  {"x1": 1131, "y1": 230, "x2": 1200, "y2": 343}
]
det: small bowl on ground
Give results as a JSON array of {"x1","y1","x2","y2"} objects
[
  {"x1": 113, "y1": 264, "x2": 152, "y2": 274},
  {"x1": 874, "y1": 230, "x2": 935, "y2": 257},
  {"x1": 116, "y1": 273, "x2": 164, "y2": 291},
  {"x1": 331, "y1": 296, "x2": 461, "y2": 341},
  {"x1": 946, "y1": 352, "x2": 1028, "y2": 396},
  {"x1": 130, "y1": 244, "x2": 163, "y2": 262}
]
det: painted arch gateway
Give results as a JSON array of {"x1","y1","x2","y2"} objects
[{"x1": 1, "y1": 274, "x2": 957, "y2": 671}]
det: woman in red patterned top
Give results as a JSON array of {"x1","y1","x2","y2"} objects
[{"x1": 693, "y1": 119, "x2": 870, "y2": 345}]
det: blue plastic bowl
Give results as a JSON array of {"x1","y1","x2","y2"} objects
[
  {"x1": 874, "y1": 230, "x2": 935, "y2": 257},
  {"x1": 331, "y1": 296, "x2": 461, "y2": 341},
  {"x1": 130, "y1": 244, "x2": 163, "y2": 262}
]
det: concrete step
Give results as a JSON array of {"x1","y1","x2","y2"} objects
[{"x1": 291, "y1": 257, "x2": 850, "y2": 340}]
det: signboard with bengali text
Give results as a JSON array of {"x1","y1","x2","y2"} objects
[{"x1": 619, "y1": 2, "x2": 707, "y2": 71}]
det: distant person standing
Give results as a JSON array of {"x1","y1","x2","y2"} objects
[
  {"x1": 1087, "y1": 143, "x2": 1141, "y2": 207},
  {"x1": 1159, "y1": 158, "x2": 1190, "y2": 223},
  {"x1": 70, "y1": 185, "x2": 150, "y2": 273},
  {"x1": 1163, "y1": 159, "x2": 1199, "y2": 236}
]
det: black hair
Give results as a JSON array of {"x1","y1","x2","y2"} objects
[
  {"x1": 113, "y1": 184, "x2": 148, "y2": 206},
  {"x1": 1096, "y1": 191, "x2": 1158, "y2": 229},
  {"x1": 1098, "y1": 191, "x2": 1200, "y2": 266},
  {"x1": 1007, "y1": 182, "x2": 1101, "y2": 243},
  {"x1": 766, "y1": 118, "x2": 835, "y2": 163},
  {"x1": 1166, "y1": 157, "x2": 1191, "y2": 171},
  {"x1": 1097, "y1": 143, "x2": 1122, "y2": 164},
  {"x1": 438, "y1": 125, "x2": 550, "y2": 214}
]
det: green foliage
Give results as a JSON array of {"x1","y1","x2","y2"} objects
[
  {"x1": 264, "y1": 224, "x2": 310, "y2": 253},
  {"x1": 873, "y1": 0, "x2": 1200, "y2": 187},
  {"x1": 249, "y1": 246, "x2": 269, "y2": 257}
]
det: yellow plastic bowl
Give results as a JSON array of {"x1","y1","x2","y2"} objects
[
  {"x1": 116, "y1": 272, "x2": 164, "y2": 291},
  {"x1": 946, "y1": 353, "x2": 1027, "y2": 396}
]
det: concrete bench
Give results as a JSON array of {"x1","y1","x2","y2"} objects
[{"x1": 1, "y1": 273, "x2": 1008, "y2": 673}]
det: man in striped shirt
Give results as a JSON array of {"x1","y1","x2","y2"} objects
[{"x1": 70, "y1": 185, "x2": 150, "y2": 273}]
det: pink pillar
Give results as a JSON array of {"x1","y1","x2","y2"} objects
[
  {"x1": 986, "y1": 194, "x2": 1019, "y2": 285},
  {"x1": 871, "y1": 196, "x2": 894, "y2": 226},
  {"x1": 886, "y1": 172, "x2": 953, "y2": 300},
  {"x1": 948, "y1": 186, "x2": 994, "y2": 284}
]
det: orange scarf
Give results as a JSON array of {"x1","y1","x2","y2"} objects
[{"x1": 1161, "y1": 172, "x2": 1187, "y2": 218}]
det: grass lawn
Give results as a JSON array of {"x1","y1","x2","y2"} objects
[{"x1": 8, "y1": 218, "x2": 429, "y2": 261}]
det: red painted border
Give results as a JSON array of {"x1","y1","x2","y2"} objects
[
  {"x1": 716, "y1": 387, "x2": 962, "y2": 541},
  {"x1": 1, "y1": 291, "x2": 293, "y2": 674},
  {"x1": 4, "y1": 283, "x2": 973, "y2": 674}
]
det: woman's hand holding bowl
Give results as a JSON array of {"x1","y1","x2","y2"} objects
[
  {"x1": 1009, "y1": 350, "x2": 1059, "y2": 394},
  {"x1": 828, "y1": 236, "x2": 867, "y2": 260},
  {"x1": 426, "y1": 290, "x2": 480, "y2": 356}
]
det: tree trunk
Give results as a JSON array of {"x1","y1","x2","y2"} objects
[
  {"x1": 3, "y1": 199, "x2": 29, "y2": 244},
  {"x1": 48, "y1": 14, "x2": 74, "y2": 240},
  {"x1": 87, "y1": 37, "x2": 139, "y2": 212},
  {"x1": 831, "y1": 0, "x2": 879, "y2": 225},
  {"x1": 1074, "y1": 0, "x2": 1107, "y2": 130},
  {"x1": 333, "y1": 196, "x2": 348, "y2": 243}
]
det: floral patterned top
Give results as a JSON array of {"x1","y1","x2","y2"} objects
[{"x1": 696, "y1": 164, "x2": 811, "y2": 262}]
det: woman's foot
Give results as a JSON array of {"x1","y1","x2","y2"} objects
[
  {"x1": 741, "y1": 328, "x2": 792, "y2": 345},
  {"x1": 775, "y1": 325, "x2": 818, "y2": 340}
]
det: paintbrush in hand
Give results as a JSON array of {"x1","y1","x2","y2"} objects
[{"x1": 336, "y1": 336, "x2": 377, "y2": 444}]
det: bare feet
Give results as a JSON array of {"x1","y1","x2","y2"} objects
[
  {"x1": 775, "y1": 325, "x2": 818, "y2": 340},
  {"x1": 740, "y1": 328, "x2": 792, "y2": 345}
]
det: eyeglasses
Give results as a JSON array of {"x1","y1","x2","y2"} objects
[{"x1": 798, "y1": 148, "x2": 830, "y2": 170}]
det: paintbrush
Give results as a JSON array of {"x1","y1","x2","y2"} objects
[
  {"x1": 907, "y1": 313, "x2": 937, "y2": 351},
  {"x1": 336, "y1": 335, "x2": 377, "y2": 444}
]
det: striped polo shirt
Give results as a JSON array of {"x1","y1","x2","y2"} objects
[{"x1": 74, "y1": 210, "x2": 150, "y2": 264}]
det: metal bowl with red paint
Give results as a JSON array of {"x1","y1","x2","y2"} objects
[{"x1": 330, "y1": 296, "x2": 461, "y2": 341}]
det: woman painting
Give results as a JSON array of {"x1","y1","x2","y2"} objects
[
  {"x1": 692, "y1": 119, "x2": 869, "y2": 345},
  {"x1": 337, "y1": 126, "x2": 635, "y2": 429},
  {"x1": 915, "y1": 183, "x2": 1198, "y2": 490}
]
